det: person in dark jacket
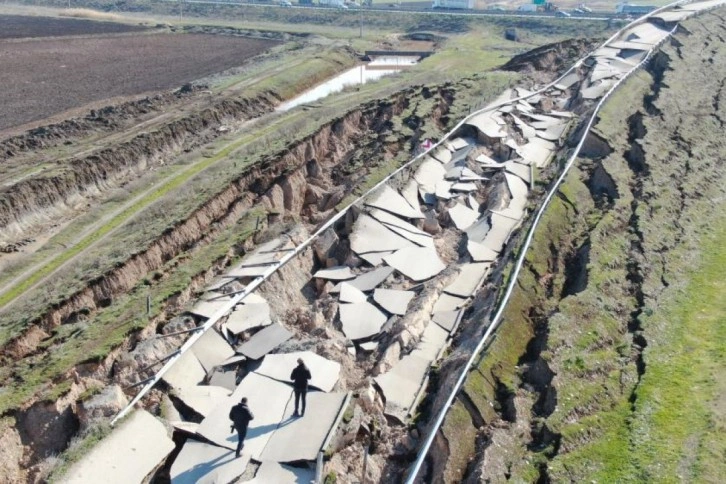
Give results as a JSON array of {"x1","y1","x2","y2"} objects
[
  {"x1": 290, "y1": 358, "x2": 312, "y2": 417},
  {"x1": 229, "y1": 397, "x2": 254, "y2": 457}
]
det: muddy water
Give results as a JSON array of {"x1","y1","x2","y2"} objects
[{"x1": 277, "y1": 56, "x2": 419, "y2": 111}]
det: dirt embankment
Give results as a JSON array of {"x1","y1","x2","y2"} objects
[
  {"x1": 0, "y1": 90, "x2": 281, "y2": 245},
  {"x1": 0, "y1": 82, "x2": 458, "y2": 481},
  {"x1": 502, "y1": 37, "x2": 603, "y2": 79},
  {"x1": 418, "y1": 12, "x2": 726, "y2": 482}
]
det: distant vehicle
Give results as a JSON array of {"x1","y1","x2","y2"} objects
[
  {"x1": 573, "y1": 7, "x2": 584, "y2": 13},
  {"x1": 517, "y1": 4, "x2": 538, "y2": 12},
  {"x1": 489, "y1": 4, "x2": 507, "y2": 10},
  {"x1": 555, "y1": 10, "x2": 571, "y2": 16},
  {"x1": 616, "y1": 3, "x2": 656, "y2": 14},
  {"x1": 432, "y1": 0, "x2": 474, "y2": 9},
  {"x1": 279, "y1": 0, "x2": 292, "y2": 6},
  {"x1": 579, "y1": 3, "x2": 592, "y2": 12}
]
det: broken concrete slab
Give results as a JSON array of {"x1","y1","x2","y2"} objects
[
  {"x1": 225, "y1": 303, "x2": 272, "y2": 335},
  {"x1": 443, "y1": 263, "x2": 491, "y2": 298},
  {"x1": 432, "y1": 293, "x2": 467, "y2": 313},
  {"x1": 536, "y1": 123, "x2": 568, "y2": 142},
  {"x1": 374, "y1": 354, "x2": 430, "y2": 419},
  {"x1": 554, "y1": 72, "x2": 581, "y2": 91},
  {"x1": 175, "y1": 385, "x2": 232, "y2": 418},
  {"x1": 401, "y1": 180, "x2": 421, "y2": 212},
  {"x1": 339, "y1": 282, "x2": 368, "y2": 303},
  {"x1": 460, "y1": 167, "x2": 487, "y2": 182},
  {"x1": 62, "y1": 410, "x2": 174, "y2": 484},
  {"x1": 313, "y1": 266, "x2": 356, "y2": 281},
  {"x1": 465, "y1": 216, "x2": 490, "y2": 244},
  {"x1": 445, "y1": 166, "x2": 464, "y2": 180},
  {"x1": 360, "y1": 341, "x2": 379, "y2": 352},
  {"x1": 414, "y1": 158, "x2": 447, "y2": 190},
  {"x1": 190, "y1": 293, "x2": 233, "y2": 319},
  {"x1": 331, "y1": 266, "x2": 395, "y2": 293},
  {"x1": 467, "y1": 194, "x2": 480, "y2": 212},
  {"x1": 254, "y1": 351, "x2": 341, "y2": 393},
  {"x1": 197, "y1": 372, "x2": 292, "y2": 456},
  {"x1": 505, "y1": 160, "x2": 532, "y2": 184},
  {"x1": 511, "y1": 114, "x2": 537, "y2": 139},
  {"x1": 435, "y1": 181, "x2": 453, "y2": 200},
  {"x1": 449, "y1": 137, "x2": 472, "y2": 151},
  {"x1": 163, "y1": 350, "x2": 207, "y2": 391},
  {"x1": 339, "y1": 302, "x2": 389, "y2": 341},
  {"x1": 208, "y1": 368, "x2": 238, "y2": 392},
  {"x1": 481, "y1": 212, "x2": 520, "y2": 253},
  {"x1": 448, "y1": 203, "x2": 479, "y2": 230},
  {"x1": 432, "y1": 310, "x2": 463, "y2": 332},
  {"x1": 451, "y1": 182, "x2": 478, "y2": 193},
  {"x1": 431, "y1": 147, "x2": 452, "y2": 164},
  {"x1": 384, "y1": 246, "x2": 445, "y2": 282},
  {"x1": 373, "y1": 288, "x2": 415, "y2": 316},
  {"x1": 238, "y1": 323, "x2": 293, "y2": 360},
  {"x1": 365, "y1": 184, "x2": 424, "y2": 219},
  {"x1": 358, "y1": 251, "x2": 395, "y2": 267},
  {"x1": 467, "y1": 240, "x2": 499, "y2": 262},
  {"x1": 192, "y1": 329, "x2": 235, "y2": 374},
  {"x1": 581, "y1": 79, "x2": 616, "y2": 100},
  {"x1": 171, "y1": 440, "x2": 250, "y2": 484},
  {"x1": 475, "y1": 153, "x2": 504, "y2": 167},
  {"x1": 519, "y1": 138, "x2": 556, "y2": 168},
  {"x1": 245, "y1": 461, "x2": 315, "y2": 484},
  {"x1": 467, "y1": 111, "x2": 506, "y2": 138},
  {"x1": 170, "y1": 421, "x2": 200, "y2": 435},
  {"x1": 259, "y1": 391, "x2": 347, "y2": 462},
  {"x1": 369, "y1": 209, "x2": 434, "y2": 249},
  {"x1": 414, "y1": 321, "x2": 450, "y2": 361},
  {"x1": 349, "y1": 214, "x2": 415, "y2": 256}
]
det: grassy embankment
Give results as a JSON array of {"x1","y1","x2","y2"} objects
[{"x1": 456, "y1": 12, "x2": 726, "y2": 480}]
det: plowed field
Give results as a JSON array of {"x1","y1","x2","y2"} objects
[
  {"x1": 0, "y1": 28, "x2": 279, "y2": 132},
  {"x1": 0, "y1": 14, "x2": 146, "y2": 39}
]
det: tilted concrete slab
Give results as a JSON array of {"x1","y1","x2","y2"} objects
[
  {"x1": 475, "y1": 153, "x2": 504, "y2": 167},
  {"x1": 332, "y1": 266, "x2": 395, "y2": 293},
  {"x1": 519, "y1": 138, "x2": 556, "y2": 168},
  {"x1": 197, "y1": 372, "x2": 292, "y2": 456},
  {"x1": 254, "y1": 351, "x2": 341, "y2": 393},
  {"x1": 164, "y1": 350, "x2": 207, "y2": 391},
  {"x1": 624, "y1": 22, "x2": 670, "y2": 45},
  {"x1": 418, "y1": 187, "x2": 437, "y2": 205},
  {"x1": 511, "y1": 114, "x2": 537, "y2": 139},
  {"x1": 431, "y1": 147, "x2": 452, "y2": 164},
  {"x1": 448, "y1": 203, "x2": 479, "y2": 230},
  {"x1": 373, "y1": 288, "x2": 415, "y2": 316},
  {"x1": 414, "y1": 322, "x2": 450, "y2": 361},
  {"x1": 505, "y1": 172, "x2": 530, "y2": 218},
  {"x1": 365, "y1": 184, "x2": 424, "y2": 219},
  {"x1": 171, "y1": 440, "x2": 250, "y2": 484},
  {"x1": 467, "y1": 240, "x2": 499, "y2": 262},
  {"x1": 349, "y1": 214, "x2": 415, "y2": 256},
  {"x1": 554, "y1": 72, "x2": 581, "y2": 91},
  {"x1": 259, "y1": 391, "x2": 348, "y2": 462},
  {"x1": 61, "y1": 410, "x2": 174, "y2": 484},
  {"x1": 465, "y1": 217, "x2": 490, "y2": 244},
  {"x1": 358, "y1": 251, "x2": 395, "y2": 267},
  {"x1": 536, "y1": 123, "x2": 568, "y2": 142},
  {"x1": 192, "y1": 329, "x2": 235, "y2": 374},
  {"x1": 482, "y1": 212, "x2": 520, "y2": 253},
  {"x1": 432, "y1": 293, "x2": 467, "y2": 313},
  {"x1": 451, "y1": 182, "x2": 478, "y2": 193},
  {"x1": 608, "y1": 40, "x2": 652, "y2": 51},
  {"x1": 244, "y1": 461, "x2": 314, "y2": 484},
  {"x1": 375, "y1": 354, "x2": 430, "y2": 419},
  {"x1": 226, "y1": 303, "x2": 273, "y2": 335},
  {"x1": 505, "y1": 160, "x2": 532, "y2": 184},
  {"x1": 339, "y1": 282, "x2": 368, "y2": 303},
  {"x1": 460, "y1": 167, "x2": 487, "y2": 182},
  {"x1": 414, "y1": 158, "x2": 447, "y2": 190},
  {"x1": 176, "y1": 385, "x2": 233, "y2": 418},
  {"x1": 170, "y1": 421, "x2": 200, "y2": 434},
  {"x1": 432, "y1": 310, "x2": 462, "y2": 332},
  {"x1": 467, "y1": 194, "x2": 480, "y2": 212},
  {"x1": 435, "y1": 181, "x2": 453, "y2": 200},
  {"x1": 190, "y1": 293, "x2": 233, "y2": 319},
  {"x1": 313, "y1": 266, "x2": 355, "y2": 281},
  {"x1": 581, "y1": 80, "x2": 616, "y2": 100},
  {"x1": 384, "y1": 246, "x2": 445, "y2": 282},
  {"x1": 443, "y1": 263, "x2": 491, "y2": 298},
  {"x1": 208, "y1": 368, "x2": 238, "y2": 391},
  {"x1": 360, "y1": 341, "x2": 379, "y2": 352},
  {"x1": 339, "y1": 302, "x2": 388, "y2": 340},
  {"x1": 445, "y1": 166, "x2": 463, "y2": 180},
  {"x1": 449, "y1": 137, "x2": 472, "y2": 151},
  {"x1": 652, "y1": 10, "x2": 691, "y2": 21},
  {"x1": 238, "y1": 323, "x2": 293, "y2": 360},
  {"x1": 369, "y1": 209, "x2": 434, "y2": 249},
  {"x1": 467, "y1": 111, "x2": 506, "y2": 138},
  {"x1": 401, "y1": 180, "x2": 421, "y2": 211}
]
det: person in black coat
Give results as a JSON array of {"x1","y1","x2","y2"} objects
[
  {"x1": 229, "y1": 397, "x2": 254, "y2": 457},
  {"x1": 290, "y1": 358, "x2": 312, "y2": 417}
]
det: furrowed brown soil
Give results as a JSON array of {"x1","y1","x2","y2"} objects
[
  {"x1": 0, "y1": 32, "x2": 279, "y2": 131},
  {"x1": 0, "y1": 13, "x2": 146, "y2": 39}
]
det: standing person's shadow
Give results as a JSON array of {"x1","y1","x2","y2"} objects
[{"x1": 173, "y1": 449, "x2": 241, "y2": 484}]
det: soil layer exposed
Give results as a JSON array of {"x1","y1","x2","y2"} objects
[{"x1": 426, "y1": 9, "x2": 726, "y2": 483}]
